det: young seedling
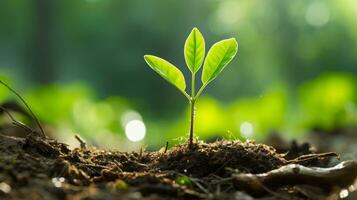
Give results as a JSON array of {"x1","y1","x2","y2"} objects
[{"x1": 144, "y1": 27, "x2": 238, "y2": 148}]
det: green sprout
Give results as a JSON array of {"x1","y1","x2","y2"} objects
[{"x1": 144, "y1": 27, "x2": 238, "y2": 148}]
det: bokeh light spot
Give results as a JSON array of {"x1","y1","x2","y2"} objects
[
  {"x1": 240, "y1": 121, "x2": 254, "y2": 139},
  {"x1": 306, "y1": 1, "x2": 330, "y2": 27},
  {"x1": 125, "y1": 120, "x2": 146, "y2": 142}
]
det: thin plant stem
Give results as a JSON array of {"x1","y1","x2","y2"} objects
[
  {"x1": 180, "y1": 89, "x2": 191, "y2": 100},
  {"x1": 195, "y1": 84, "x2": 207, "y2": 99},
  {"x1": 0, "y1": 80, "x2": 46, "y2": 138},
  {"x1": 189, "y1": 73, "x2": 196, "y2": 148},
  {"x1": 189, "y1": 98, "x2": 195, "y2": 148}
]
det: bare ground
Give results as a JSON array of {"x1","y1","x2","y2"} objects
[{"x1": 0, "y1": 133, "x2": 356, "y2": 200}]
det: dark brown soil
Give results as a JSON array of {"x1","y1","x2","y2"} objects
[{"x1": 0, "y1": 133, "x2": 355, "y2": 200}]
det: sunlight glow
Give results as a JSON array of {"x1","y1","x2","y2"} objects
[
  {"x1": 217, "y1": 1, "x2": 241, "y2": 26},
  {"x1": 125, "y1": 119, "x2": 146, "y2": 142},
  {"x1": 240, "y1": 121, "x2": 254, "y2": 138},
  {"x1": 306, "y1": 1, "x2": 330, "y2": 27}
]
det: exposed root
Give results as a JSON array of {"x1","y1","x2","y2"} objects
[{"x1": 233, "y1": 160, "x2": 357, "y2": 196}]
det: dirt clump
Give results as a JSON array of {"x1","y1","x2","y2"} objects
[{"x1": 158, "y1": 140, "x2": 286, "y2": 177}]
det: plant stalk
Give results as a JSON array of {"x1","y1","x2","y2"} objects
[
  {"x1": 189, "y1": 73, "x2": 196, "y2": 148},
  {"x1": 189, "y1": 98, "x2": 195, "y2": 148}
]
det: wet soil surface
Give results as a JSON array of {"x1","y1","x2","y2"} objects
[{"x1": 0, "y1": 133, "x2": 356, "y2": 200}]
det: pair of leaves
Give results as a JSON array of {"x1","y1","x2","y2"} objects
[{"x1": 144, "y1": 27, "x2": 238, "y2": 97}]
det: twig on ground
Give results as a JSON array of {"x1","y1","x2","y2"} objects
[
  {"x1": 287, "y1": 152, "x2": 339, "y2": 164},
  {"x1": 139, "y1": 146, "x2": 143, "y2": 159},
  {"x1": 74, "y1": 134, "x2": 87, "y2": 149},
  {"x1": 233, "y1": 160, "x2": 357, "y2": 196},
  {"x1": 190, "y1": 177, "x2": 210, "y2": 194},
  {"x1": 164, "y1": 141, "x2": 169, "y2": 154}
]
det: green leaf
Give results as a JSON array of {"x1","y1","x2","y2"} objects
[
  {"x1": 201, "y1": 38, "x2": 238, "y2": 85},
  {"x1": 184, "y1": 27, "x2": 205, "y2": 74},
  {"x1": 144, "y1": 55, "x2": 186, "y2": 94}
]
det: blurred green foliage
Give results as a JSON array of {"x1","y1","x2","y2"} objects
[
  {"x1": 229, "y1": 86, "x2": 288, "y2": 140},
  {"x1": 299, "y1": 73, "x2": 357, "y2": 130},
  {"x1": 26, "y1": 83, "x2": 92, "y2": 124},
  {"x1": 0, "y1": 75, "x2": 12, "y2": 101},
  {"x1": 0, "y1": 72, "x2": 356, "y2": 149},
  {"x1": 0, "y1": 0, "x2": 356, "y2": 149}
]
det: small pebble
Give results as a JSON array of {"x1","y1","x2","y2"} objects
[
  {"x1": 348, "y1": 184, "x2": 356, "y2": 192},
  {"x1": 0, "y1": 182, "x2": 11, "y2": 194},
  {"x1": 339, "y1": 189, "x2": 349, "y2": 199},
  {"x1": 52, "y1": 177, "x2": 65, "y2": 188}
]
